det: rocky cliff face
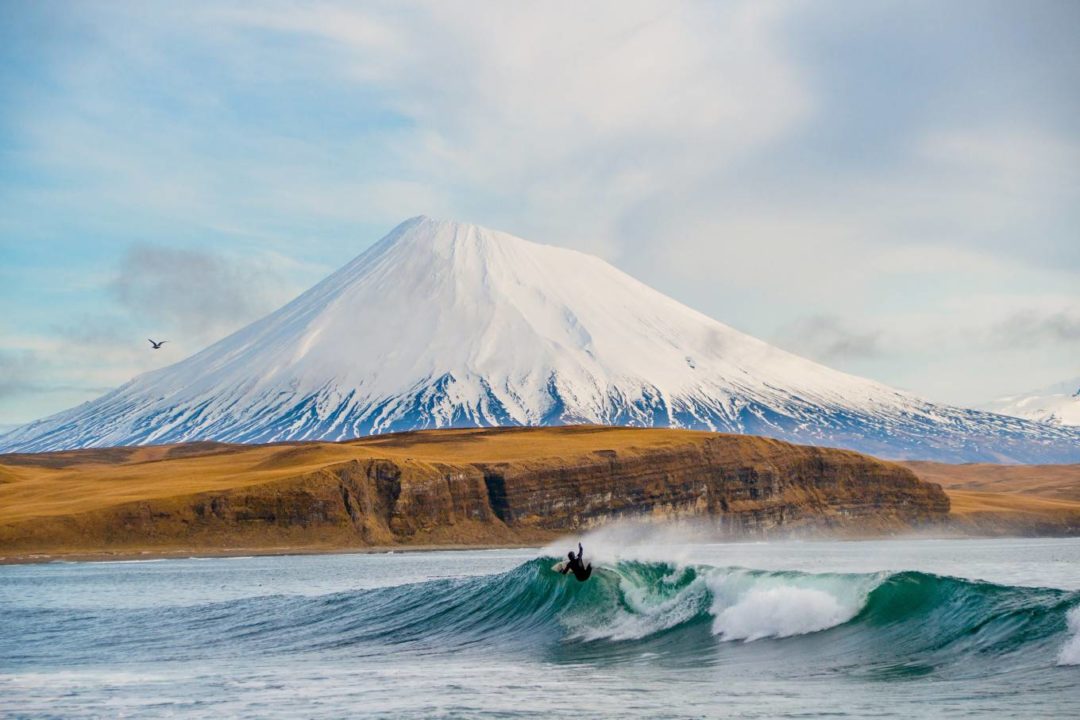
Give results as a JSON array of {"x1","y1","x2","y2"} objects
[
  {"x1": 0, "y1": 428, "x2": 949, "y2": 557},
  {"x1": 473, "y1": 436, "x2": 948, "y2": 534}
]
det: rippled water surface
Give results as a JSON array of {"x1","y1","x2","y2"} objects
[{"x1": 2, "y1": 537, "x2": 1079, "y2": 718}]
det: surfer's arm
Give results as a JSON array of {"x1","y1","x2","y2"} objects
[{"x1": 559, "y1": 563, "x2": 572, "y2": 574}]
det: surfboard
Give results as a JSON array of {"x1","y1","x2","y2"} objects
[{"x1": 552, "y1": 561, "x2": 567, "y2": 573}]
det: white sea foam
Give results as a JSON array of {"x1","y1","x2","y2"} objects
[
  {"x1": 706, "y1": 570, "x2": 871, "y2": 642},
  {"x1": 567, "y1": 564, "x2": 709, "y2": 642},
  {"x1": 711, "y1": 586, "x2": 856, "y2": 641},
  {"x1": 557, "y1": 533, "x2": 880, "y2": 644},
  {"x1": 1058, "y1": 606, "x2": 1080, "y2": 666}
]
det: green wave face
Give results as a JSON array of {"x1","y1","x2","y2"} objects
[
  {"x1": 6, "y1": 558, "x2": 1078, "y2": 676},
  {"x1": 400, "y1": 558, "x2": 1080, "y2": 672},
  {"x1": 235, "y1": 556, "x2": 1077, "y2": 675}
]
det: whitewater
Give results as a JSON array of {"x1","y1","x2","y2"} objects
[{"x1": 3, "y1": 538, "x2": 1078, "y2": 718}]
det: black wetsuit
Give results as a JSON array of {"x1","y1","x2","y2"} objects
[{"x1": 560, "y1": 543, "x2": 593, "y2": 582}]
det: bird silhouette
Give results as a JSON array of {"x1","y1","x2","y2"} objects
[{"x1": 148, "y1": 339, "x2": 168, "y2": 349}]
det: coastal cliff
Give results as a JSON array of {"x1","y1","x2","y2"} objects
[{"x1": 0, "y1": 427, "x2": 949, "y2": 560}]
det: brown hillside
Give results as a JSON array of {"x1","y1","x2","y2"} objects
[
  {"x1": 901, "y1": 461, "x2": 1080, "y2": 535},
  {"x1": 0, "y1": 426, "x2": 948, "y2": 561}
]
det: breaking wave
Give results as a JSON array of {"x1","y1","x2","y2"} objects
[
  {"x1": 9, "y1": 559, "x2": 1080, "y2": 671},
  {"x1": 1060, "y1": 607, "x2": 1080, "y2": 666}
]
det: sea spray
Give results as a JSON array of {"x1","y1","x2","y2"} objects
[
  {"x1": 711, "y1": 585, "x2": 856, "y2": 641},
  {"x1": 540, "y1": 519, "x2": 718, "y2": 568},
  {"x1": 702, "y1": 568, "x2": 877, "y2": 641},
  {"x1": 1059, "y1": 606, "x2": 1080, "y2": 666}
]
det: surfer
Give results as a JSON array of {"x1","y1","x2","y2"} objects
[{"x1": 560, "y1": 543, "x2": 592, "y2": 582}]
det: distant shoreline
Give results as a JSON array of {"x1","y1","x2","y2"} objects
[
  {"x1": 5, "y1": 525, "x2": 1080, "y2": 566},
  {"x1": 3, "y1": 428, "x2": 1078, "y2": 566},
  {"x1": 0, "y1": 427, "x2": 953, "y2": 563},
  {"x1": 0, "y1": 542, "x2": 547, "y2": 566}
]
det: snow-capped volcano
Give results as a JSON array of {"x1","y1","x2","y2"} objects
[
  {"x1": 981, "y1": 377, "x2": 1080, "y2": 428},
  {"x1": 3, "y1": 216, "x2": 1079, "y2": 462}
]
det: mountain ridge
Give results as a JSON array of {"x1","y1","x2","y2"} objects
[
  {"x1": 3, "y1": 216, "x2": 1079, "y2": 462},
  {"x1": 980, "y1": 377, "x2": 1080, "y2": 428}
]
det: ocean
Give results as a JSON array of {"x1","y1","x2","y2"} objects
[{"x1": 2, "y1": 536, "x2": 1078, "y2": 718}]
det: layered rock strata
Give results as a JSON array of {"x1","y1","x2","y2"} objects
[{"x1": 0, "y1": 427, "x2": 949, "y2": 557}]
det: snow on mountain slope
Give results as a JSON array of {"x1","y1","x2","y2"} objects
[
  {"x1": 3, "y1": 216, "x2": 1079, "y2": 462},
  {"x1": 981, "y1": 377, "x2": 1080, "y2": 427}
]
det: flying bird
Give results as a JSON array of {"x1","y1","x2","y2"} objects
[{"x1": 148, "y1": 339, "x2": 168, "y2": 349}]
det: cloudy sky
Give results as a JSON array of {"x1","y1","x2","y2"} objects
[{"x1": 1, "y1": 0, "x2": 1078, "y2": 425}]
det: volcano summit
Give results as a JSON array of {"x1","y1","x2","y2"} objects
[{"x1": 3, "y1": 216, "x2": 1078, "y2": 462}]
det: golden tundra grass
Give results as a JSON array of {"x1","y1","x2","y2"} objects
[{"x1": 0, "y1": 426, "x2": 744, "y2": 526}]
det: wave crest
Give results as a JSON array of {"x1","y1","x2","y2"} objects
[
  {"x1": 14, "y1": 557, "x2": 1076, "y2": 670},
  {"x1": 712, "y1": 585, "x2": 857, "y2": 641},
  {"x1": 1059, "y1": 607, "x2": 1080, "y2": 666}
]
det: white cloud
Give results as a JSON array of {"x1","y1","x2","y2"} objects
[
  {"x1": 108, "y1": 243, "x2": 305, "y2": 342},
  {"x1": 220, "y1": 1, "x2": 814, "y2": 253},
  {"x1": 920, "y1": 125, "x2": 1080, "y2": 193},
  {"x1": 776, "y1": 314, "x2": 882, "y2": 362},
  {"x1": 3, "y1": 0, "x2": 1078, "y2": 420},
  {"x1": 0, "y1": 243, "x2": 317, "y2": 424}
]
